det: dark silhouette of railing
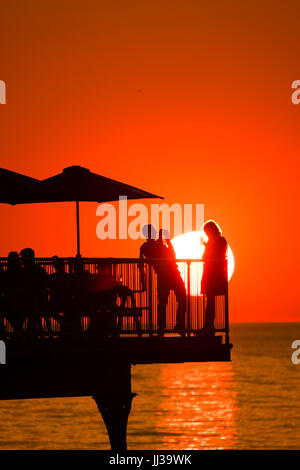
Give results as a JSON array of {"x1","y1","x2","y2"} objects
[{"x1": 0, "y1": 257, "x2": 229, "y2": 344}]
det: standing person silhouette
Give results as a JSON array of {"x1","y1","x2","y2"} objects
[
  {"x1": 139, "y1": 225, "x2": 186, "y2": 337},
  {"x1": 156, "y1": 229, "x2": 186, "y2": 337},
  {"x1": 201, "y1": 221, "x2": 228, "y2": 335}
]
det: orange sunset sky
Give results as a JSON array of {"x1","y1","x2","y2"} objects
[{"x1": 1, "y1": 0, "x2": 300, "y2": 323}]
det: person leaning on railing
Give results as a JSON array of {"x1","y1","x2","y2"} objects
[{"x1": 139, "y1": 225, "x2": 186, "y2": 337}]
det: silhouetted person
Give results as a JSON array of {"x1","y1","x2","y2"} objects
[
  {"x1": 94, "y1": 263, "x2": 121, "y2": 292},
  {"x1": 20, "y1": 248, "x2": 49, "y2": 334},
  {"x1": 90, "y1": 263, "x2": 121, "y2": 314},
  {"x1": 68, "y1": 257, "x2": 76, "y2": 275},
  {"x1": 156, "y1": 229, "x2": 186, "y2": 335},
  {"x1": 4, "y1": 251, "x2": 25, "y2": 333},
  {"x1": 0, "y1": 263, "x2": 4, "y2": 336},
  {"x1": 67, "y1": 255, "x2": 91, "y2": 333},
  {"x1": 50, "y1": 256, "x2": 68, "y2": 292},
  {"x1": 89, "y1": 264, "x2": 140, "y2": 336},
  {"x1": 201, "y1": 221, "x2": 228, "y2": 335},
  {"x1": 140, "y1": 225, "x2": 186, "y2": 337},
  {"x1": 72, "y1": 255, "x2": 91, "y2": 288},
  {"x1": 49, "y1": 256, "x2": 69, "y2": 328},
  {"x1": 0, "y1": 262, "x2": 4, "y2": 295}
]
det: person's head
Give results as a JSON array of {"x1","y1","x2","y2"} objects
[
  {"x1": 99, "y1": 263, "x2": 113, "y2": 276},
  {"x1": 20, "y1": 248, "x2": 35, "y2": 266},
  {"x1": 158, "y1": 228, "x2": 170, "y2": 241},
  {"x1": 142, "y1": 224, "x2": 157, "y2": 240},
  {"x1": 68, "y1": 258, "x2": 75, "y2": 274},
  {"x1": 74, "y1": 254, "x2": 85, "y2": 273},
  {"x1": 203, "y1": 220, "x2": 222, "y2": 240},
  {"x1": 96, "y1": 262, "x2": 106, "y2": 273},
  {"x1": 7, "y1": 251, "x2": 20, "y2": 268},
  {"x1": 52, "y1": 256, "x2": 65, "y2": 273}
]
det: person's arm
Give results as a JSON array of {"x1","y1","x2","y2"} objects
[
  {"x1": 202, "y1": 242, "x2": 209, "y2": 261},
  {"x1": 138, "y1": 244, "x2": 147, "y2": 290},
  {"x1": 41, "y1": 267, "x2": 50, "y2": 290},
  {"x1": 165, "y1": 239, "x2": 176, "y2": 261},
  {"x1": 222, "y1": 237, "x2": 228, "y2": 258}
]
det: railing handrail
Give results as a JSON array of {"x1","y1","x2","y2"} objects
[
  {"x1": 0, "y1": 257, "x2": 229, "y2": 263},
  {"x1": 0, "y1": 257, "x2": 229, "y2": 343}
]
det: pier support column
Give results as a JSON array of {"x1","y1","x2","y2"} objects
[
  {"x1": 93, "y1": 362, "x2": 135, "y2": 451},
  {"x1": 93, "y1": 391, "x2": 136, "y2": 451}
]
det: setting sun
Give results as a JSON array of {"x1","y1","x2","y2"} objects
[{"x1": 171, "y1": 230, "x2": 234, "y2": 295}]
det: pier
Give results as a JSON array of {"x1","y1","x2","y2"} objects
[{"x1": 0, "y1": 257, "x2": 232, "y2": 450}]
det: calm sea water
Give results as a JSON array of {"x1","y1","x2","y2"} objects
[{"x1": 0, "y1": 323, "x2": 300, "y2": 450}]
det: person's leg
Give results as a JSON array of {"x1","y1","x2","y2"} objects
[
  {"x1": 173, "y1": 278, "x2": 186, "y2": 330},
  {"x1": 204, "y1": 295, "x2": 215, "y2": 334},
  {"x1": 26, "y1": 295, "x2": 41, "y2": 336},
  {"x1": 6, "y1": 294, "x2": 24, "y2": 335},
  {"x1": 11, "y1": 312, "x2": 25, "y2": 335},
  {"x1": 0, "y1": 296, "x2": 6, "y2": 337},
  {"x1": 69, "y1": 295, "x2": 83, "y2": 333},
  {"x1": 157, "y1": 286, "x2": 168, "y2": 334},
  {"x1": 126, "y1": 291, "x2": 141, "y2": 335}
]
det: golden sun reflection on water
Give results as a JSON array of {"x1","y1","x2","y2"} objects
[{"x1": 155, "y1": 362, "x2": 237, "y2": 450}]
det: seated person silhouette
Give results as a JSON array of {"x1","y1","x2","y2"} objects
[
  {"x1": 3, "y1": 251, "x2": 25, "y2": 334},
  {"x1": 89, "y1": 263, "x2": 140, "y2": 335},
  {"x1": 49, "y1": 256, "x2": 70, "y2": 328},
  {"x1": 90, "y1": 263, "x2": 121, "y2": 311},
  {"x1": 140, "y1": 225, "x2": 186, "y2": 337},
  {"x1": 201, "y1": 221, "x2": 228, "y2": 336},
  {"x1": 0, "y1": 263, "x2": 4, "y2": 336},
  {"x1": 68, "y1": 255, "x2": 92, "y2": 332},
  {"x1": 0, "y1": 262, "x2": 4, "y2": 295},
  {"x1": 20, "y1": 248, "x2": 49, "y2": 334}
]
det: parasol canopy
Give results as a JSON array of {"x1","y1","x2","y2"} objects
[
  {"x1": 0, "y1": 168, "x2": 41, "y2": 205},
  {"x1": 0, "y1": 166, "x2": 163, "y2": 255},
  {"x1": 40, "y1": 166, "x2": 163, "y2": 254}
]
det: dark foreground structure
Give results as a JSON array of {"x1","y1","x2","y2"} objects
[{"x1": 0, "y1": 257, "x2": 232, "y2": 450}]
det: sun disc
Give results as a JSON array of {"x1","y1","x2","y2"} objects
[{"x1": 171, "y1": 230, "x2": 234, "y2": 295}]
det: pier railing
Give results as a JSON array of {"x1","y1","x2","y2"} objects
[{"x1": 0, "y1": 257, "x2": 229, "y2": 344}]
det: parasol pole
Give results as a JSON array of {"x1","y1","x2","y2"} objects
[{"x1": 76, "y1": 200, "x2": 80, "y2": 256}]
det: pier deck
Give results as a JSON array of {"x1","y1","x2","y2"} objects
[{"x1": 0, "y1": 257, "x2": 231, "y2": 401}]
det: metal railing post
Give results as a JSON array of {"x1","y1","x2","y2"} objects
[
  {"x1": 225, "y1": 259, "x2": 229, "y2": 345},
  {"x1": 187, "y1": 260, "x2": 191, "y2": 336},
  {"x1": 148, "y1": 262, "x2": 153, "y2": 336}
]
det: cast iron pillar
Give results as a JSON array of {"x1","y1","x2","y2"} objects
[{"x1": 93, "y1": 362, "x2": 135, "y2": 451}]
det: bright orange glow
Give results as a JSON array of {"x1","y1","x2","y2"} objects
[
  {"x1": 1, "y1": 3, "x2": 299, "y2": 322},
  {"x1": 171, "y1": 231, "x2": 234, "y2": 295}
]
